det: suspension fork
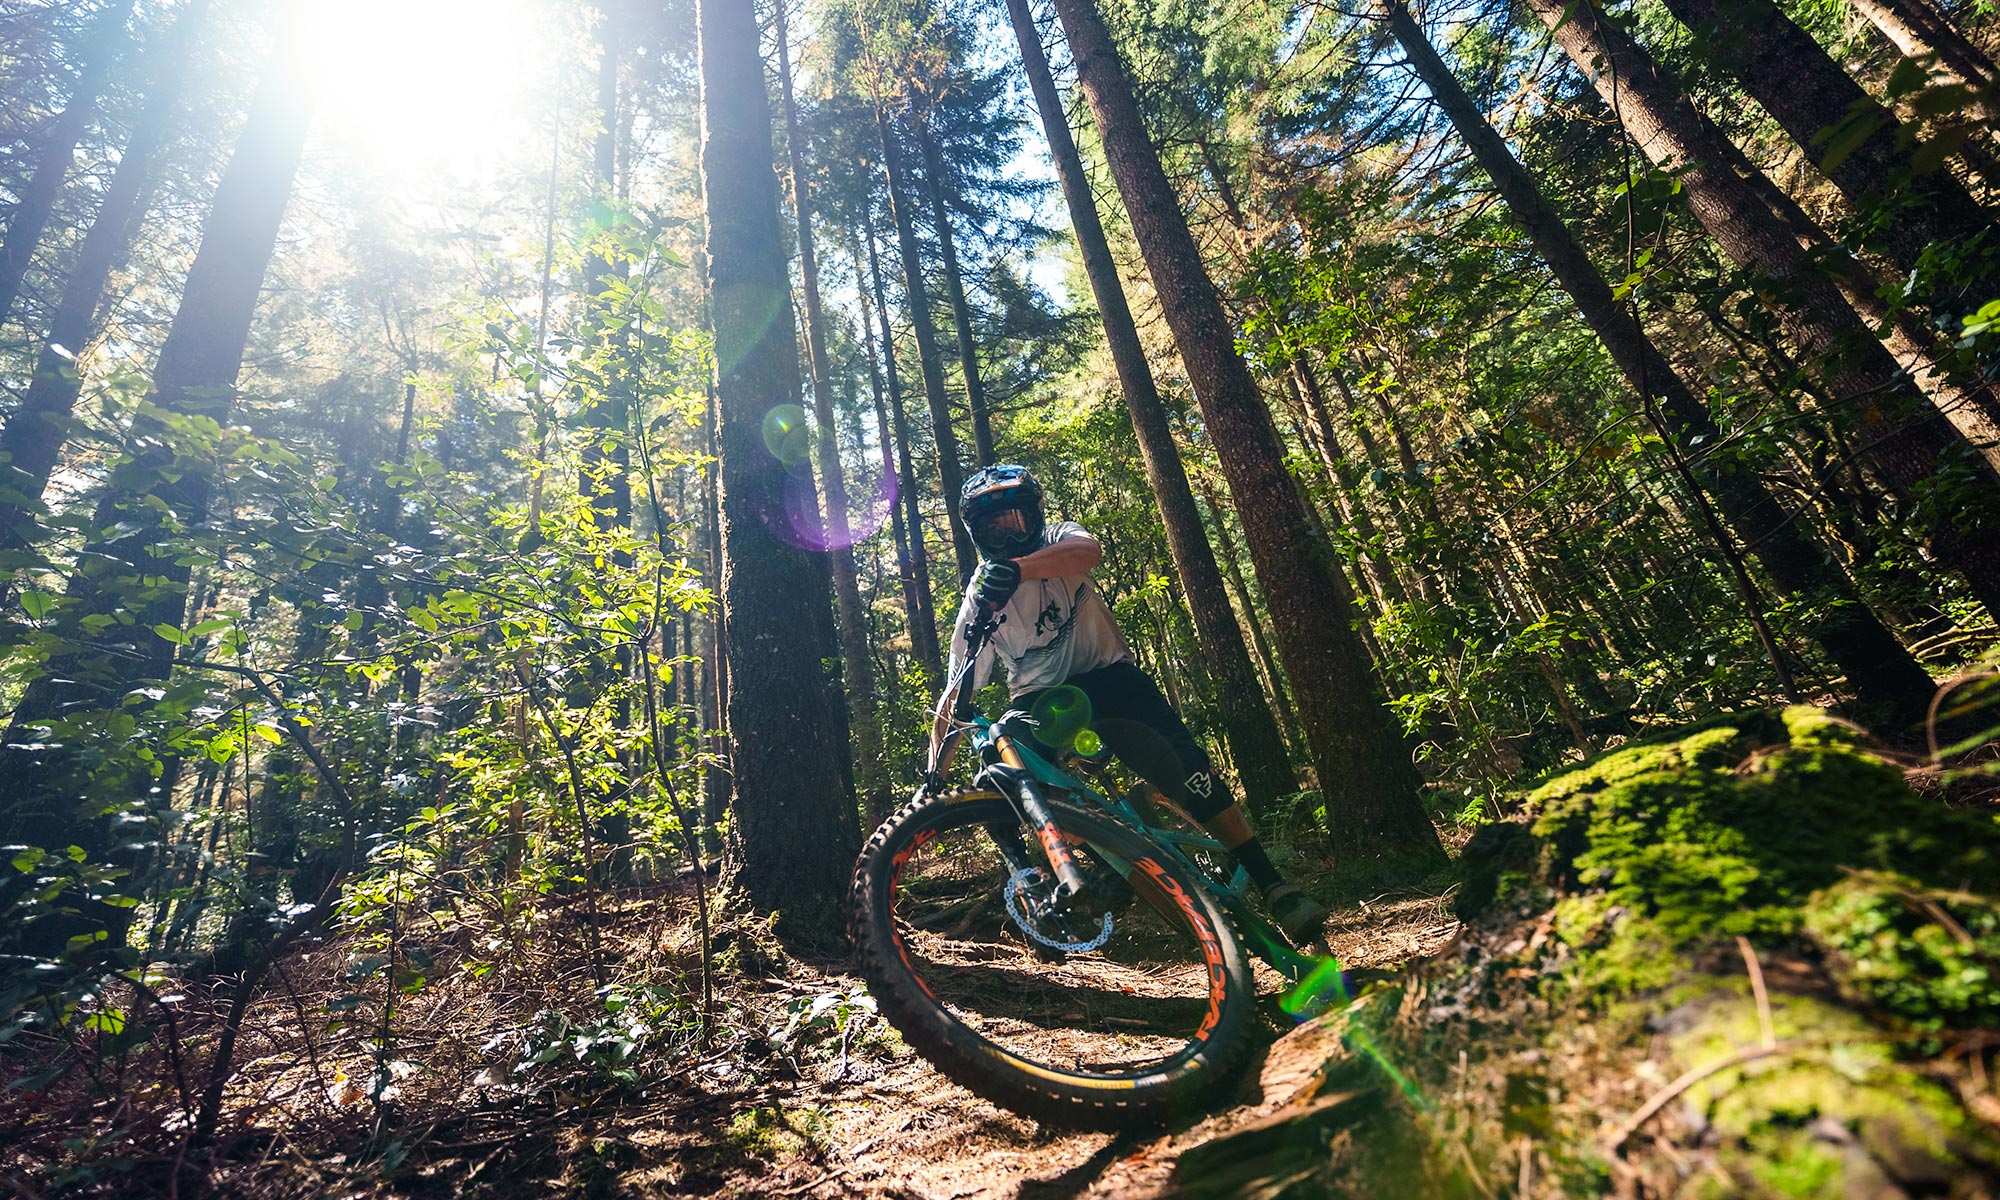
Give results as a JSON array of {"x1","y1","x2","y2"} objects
[{"x1": 979, "y1": 736, "x2": 1089, "y2": 905}]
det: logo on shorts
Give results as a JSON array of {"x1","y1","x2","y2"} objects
[{"x1": 1185, "y1": 771, "x2": 1213, "y2": 800}]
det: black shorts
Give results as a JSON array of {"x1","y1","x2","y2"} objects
[{"x1": 1010, "y1": 660, "x2": 1227, "y2": 822}]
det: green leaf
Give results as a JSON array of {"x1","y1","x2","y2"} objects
[
  {"x1": 10, "y1": 848, "x2": 45, "y2": 873},
  {"x1": 1883, "y1": 55, "x2": 1933, "y2": 100},
  {"x1": 152, "y1": 624, "x2": 190, "y2": 647},
  {"x1": 83, "y1": 1010, "x2": 126, "y2": 1035},
  {"x1": 19, "y1": 591, "x2": 53, "y2": 620},
  {"x1": 1816, "y1": 108, "x2": 1891, "y2": 175}
]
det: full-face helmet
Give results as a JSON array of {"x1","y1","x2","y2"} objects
[{"x1": 959, "y1": 463, "x2": 1045, "y2": 560}]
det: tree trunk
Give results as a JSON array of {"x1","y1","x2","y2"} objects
[
  {"x1": 914, "y1": 115, "x2": 996, "y2": 466},
  {"x1": 0, "y1": 0, "x2": 209, "y2": 554},
  {"x1": 577, "y1": 1, "x2": 630, "y2": 538},
  {"x1": 696, "y1": 0, "x2": 858, "y2": 947},
  {"x1": 1849, "y1": 0, "x2": 1999, "y2": 96},
  {"x1": 0, "y1": 45, "x2": 312, "y2": 956},
  {"x1": 862, "y1": 216, "x2": 943, "y2": 684},
  {"x1": 876, "y1": 105, "x2": 975, "y2": 584},
  {"x1": 1005, "y1": 0, "x2": 1296, "y2": 816},
  {"x1": 0, "y1": 0, "x2": 136, "y2": 327},
  {"x1": 1656, "y1": 0, "x2": 1995, "y2": 305},
  {"x1": 1192, "y1": 470, "x2": 1304, "y2": 758},
  {"x1": 701, "y1": 384, "x2": 729, "y2": 859},
  {"x1": 775, "y1": 0, "x2": 883, "y2": 816},
  {"x1": 1301, "y1": 359, "x2": 1429, "y2": 603},
  {"x1": 1050, "y1": 0, "x2": 1440, "y2": 861},
  {"x1": 857, "y1": 225, "x2": 942, "y2": 691},
  {"x1": 1515, "y1": 0, "x2": 2000, "y2": 623},
  {"x1": 1383, "y1": 0, "x2": 1938, "y2": 724}
]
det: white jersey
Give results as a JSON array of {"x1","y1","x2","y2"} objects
[{"x1": 947, "y1": 521, "x2": 1132, "y2": 697}]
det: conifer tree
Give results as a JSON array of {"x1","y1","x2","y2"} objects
[
  {"x1": 1048, "y1": 0, "x2": 1442, "y2": 861},
  {"x1": 697, "y1": 0, "x2": 858, "y2": 944},
  {"x1": 0, "y1": 34, "x2": 313, "y2": 954},
  {"x1": 1379, "y1": 0, "x2": 1937, "y2": 726},
  {"x1": 1004, "y1": 0, "x2": 1298, "y2": 814},
  {"x1": 1523, "y1": 0, "x2": 2000, "y2": 617},
  {"x1": 0, "y1": 0, "x2": 136, "y2": 327}
]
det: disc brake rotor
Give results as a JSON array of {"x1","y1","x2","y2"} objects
[{"x1": 1003, "y1": 866, "x2": 1114, "y2": 953}]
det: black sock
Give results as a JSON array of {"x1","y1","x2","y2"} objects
[{"x1": 1229, "y1": 837, "x2": 1284, "y2": 893}]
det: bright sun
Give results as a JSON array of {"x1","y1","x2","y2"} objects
[{"x1": 293, "y1": 0, "x2": 550, "y2": 181}]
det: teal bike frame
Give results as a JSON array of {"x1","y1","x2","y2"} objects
[{"x1": 930, "y1": 607, "x2": 1337, "y2": 1002}]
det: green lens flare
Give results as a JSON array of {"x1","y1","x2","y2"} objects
[
  {"x1": 1279, "y1": 956, "x2": 1431, "y2": 1111},
  {"x1": 1074, "y1": 728, "x2": 1103, "y2": 756},
  {"x1": 1280, "y1": 955, "x2": 1350, "y2": 1018},
  {"x1": 761, "y1": 404, "x2": 810, "y2": 466},
  {"x1": 1030, "y1": 685, "x2": 1093, "y2": 749}
]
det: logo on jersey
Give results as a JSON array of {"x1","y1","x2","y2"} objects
[
  {"x1": 1020, "y1": 582, "x2": 1090, "y2": 665},
  {"x1": 1185, "y1": 771, "x2": 1214, "y2": 800}
]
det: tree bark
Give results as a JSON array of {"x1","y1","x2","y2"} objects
[
  {"x1": 1050, "y1": 0, "x2": 1440, "y2": 860},
  {"x1": 0, "y1": 0, "x2": 136, "y2": 328},
  {"x1": 1655, "y1": 0, "x2": 1995, "y2": 304},
  {"x1": 701, "y1": 383, "x2": 729, "y2": 859},
  {"x1": 0, "y1": 0, "x2": 210, "y2": 554},
  {"x1": 1383, "y1": 0, "x2": 1937, "y2": 725},
  {"x1": 857, "y1": 224, "x2": 942, "y2": 690},
  {"x1": 775, "y1": 0, "x2": 883, "y2": 816},
  {"x1": 0, "y1": 44, "x2": 312, "y2": 955},
  {"x1": 577, "y1": 0, "x2": 630, "y2": 537},
  {"x1": 914, "y1": 115, "x2": 996, "y2": 466},
  {"x1": 876, "y1": 106, "x2": 975, "y2": 584},
  {"x1": 1849, "y1": 0, "x2": 1999, "y2": 97},
  {"x1": 1005, "y1": 0, "x2": 1296, "y2": 816},
  {"x1": 1518, "y1": 0, "x2": 2000, "y2": 621},
  {"x1": 697, "y1": 0, "x2": 859, "y2": 946}
]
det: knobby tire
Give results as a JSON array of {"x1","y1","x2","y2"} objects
[{"x1": 849, "y1": 788, "x2": 1258, "y2": 1130}]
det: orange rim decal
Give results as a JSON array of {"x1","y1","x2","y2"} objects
[{"x1": 1131, "y1": 856, "x2": 1227, "y2": 1041}]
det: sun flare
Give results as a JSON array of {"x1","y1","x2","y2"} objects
[{"x1": 293, "y1": 0, "x2": 550, "y2": 180}]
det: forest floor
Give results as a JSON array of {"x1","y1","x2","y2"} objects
[
  {"x1": 26, "y1": 710, "x2": 1997, "y2": 1197},
  {"x1": 159, "y1": 849, "x2": 1464, "y2": 1200}
]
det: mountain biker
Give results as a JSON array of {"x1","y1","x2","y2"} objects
[{"x1": 928, "y1": 463, "x2": 1330, "y2": 946}]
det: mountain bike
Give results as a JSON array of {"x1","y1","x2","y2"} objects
[{"x1": 848, "y1": 604, "x2": 1349, "y2": 1130}]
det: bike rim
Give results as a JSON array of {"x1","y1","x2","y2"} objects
[{"x1": 882, "y1": 796, "x2": 1234, "y2": 1084}]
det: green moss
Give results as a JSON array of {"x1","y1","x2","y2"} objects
[
  {"x1": 1522, "y1": 706, "x2": 2000, "y2": 991},
  {"x1": 1663, "y1": 988, "x2": 2000, "y2": 1195},
  {"x1": 1804, "y1": 870, "x2": 2000, "y2": 1030}
]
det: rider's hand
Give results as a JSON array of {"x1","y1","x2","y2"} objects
[{"x1": 974, "y1": 558, "x2": 1021, "y2": 608}]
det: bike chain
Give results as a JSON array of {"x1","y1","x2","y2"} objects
[{"x1": 1003, "y1": 866, "x2": 1114, "y2": 953}]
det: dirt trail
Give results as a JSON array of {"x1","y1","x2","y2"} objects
[
  {"x1": 703, "y1": 889, "x2": 1459, "y2": 1200},
  {"x1": 147, "y1": 881, "x2": 1456, "y2": 1200}
]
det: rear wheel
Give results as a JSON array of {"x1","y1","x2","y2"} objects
[{"x1": 849, "y1": 788, "x2": 1258, "y2": 1129}]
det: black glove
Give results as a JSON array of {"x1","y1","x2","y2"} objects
[{"x1": 974, "y1": 558, "x2": 1022, "y2": 608}]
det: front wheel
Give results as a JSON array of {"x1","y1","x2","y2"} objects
[{"x1": 849, "y1": 788, "x2": 1258, "y2": 1129}]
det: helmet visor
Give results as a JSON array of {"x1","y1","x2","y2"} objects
[{"x1": 971, "y1": 507, "x2": 1029, "y2": 544}]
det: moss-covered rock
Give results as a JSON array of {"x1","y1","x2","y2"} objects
[
  {"x1": 1214, "y1": 708, "x2": 2000, "y2": 1198},
  {"x1": 1805, "y1": 871, "x2": 2000, "y2": 1031},
  {"x1": 1520, "y1": 707, "x2": 2000, "y2": 983},
  {"x1": 1663, "y1": 986, "x2": 2000, "y2": 1197}
]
